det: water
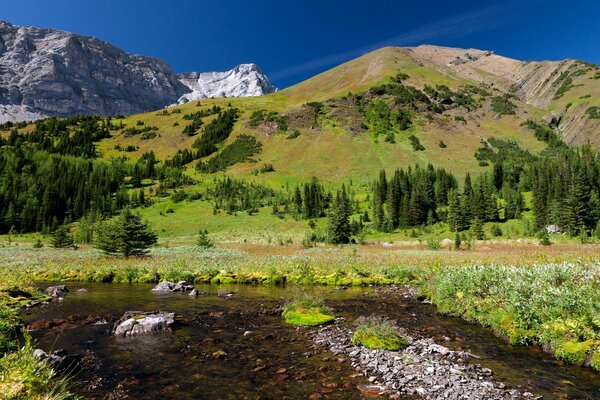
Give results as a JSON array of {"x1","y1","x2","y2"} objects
[{"x1": 21, "y1": 283, "x2": 600, "y2": 399}]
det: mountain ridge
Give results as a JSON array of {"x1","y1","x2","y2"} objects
[{"x1": 0, "y1": 20, "x2": 275, "y2": 122}]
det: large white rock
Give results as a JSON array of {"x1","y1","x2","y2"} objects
[{"x1": 112, "y1": 311, "x2": 175, "y2": 337}]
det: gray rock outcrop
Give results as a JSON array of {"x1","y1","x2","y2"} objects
[{"x1": 0, "y1": 20, "x2": 275, "y2": 122}]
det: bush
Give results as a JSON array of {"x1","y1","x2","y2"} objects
[
  {"x1": 408, "y1": 134, "x2": 425, "y2": 151},
  {"x1": 351, "y1": 315, "x2": 408, "y2": 351},
  {"x1": 282, "y1": 293, "x2": 335, "y2": 326},
  {"x1": 491, "y1": 95, "x2": 516, "y2": 115}
]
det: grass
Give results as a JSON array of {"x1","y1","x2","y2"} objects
[
  {"x1": 429, "y1": 262, "x2": 600, "y2": 371},
  {"x1": 0, "y1": 336, "x2": 80, "y2": 400},
  {"x1": 282, "y1": 293, "x2": 335, "y2": 326},
  {"x1": 351, "y1": 315, "x2": 409, "y2": 351},
  {"x1": 0, "y1": 278, "x2": 79, "y2": 399}
]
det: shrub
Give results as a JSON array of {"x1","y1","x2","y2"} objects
[
  {"x1": 491, "y1": 95, "x2": 516, "y2": 115},
  {"x1": 197, "y1": 229, "x2": 214, "y2": 249},
  {"x1": 408, "y1": 134, "x2": 425, "y2": 151},
  {"x1": 351, "y1": 315, "x2": 409, "y2": 351}
]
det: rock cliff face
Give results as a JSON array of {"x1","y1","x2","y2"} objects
[
  {"x1": 176, "y1": 63, "x2": 276, "y2": 104},
  {"x1": 0, "y1": 21, "x2": 275, "y2": 122}
]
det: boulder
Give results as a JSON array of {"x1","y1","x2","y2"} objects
[
  {"x1": 46, "y1": 285, "x2": 68, "y2": 297},
  {"x1": 151, "y1": 281, "x2": 194, "y2": 292},
  {"x1": 113, "y1": 311, "x2": 175, "y2": 337}
]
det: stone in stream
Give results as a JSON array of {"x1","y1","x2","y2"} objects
[
  {"x1": 33, "y1": 348, "x2": 81, "y2": 370},
  {"x1": 151, "y1": 281, "x2": 195, "y2": 292},
  {"x1": 113, "y1": 311, "x2": 175, "y2": 337},
  {"x1": 46, "y1": 285, "x2": 68, "y2": 298}
]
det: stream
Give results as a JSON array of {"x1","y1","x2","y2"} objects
[{"x1": 21, "y1": 283, "x2": 600, "y2": 399}]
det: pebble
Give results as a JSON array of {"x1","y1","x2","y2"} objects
[{"x1": 310, "y1": 323, "x2": 530, "y2": 400}]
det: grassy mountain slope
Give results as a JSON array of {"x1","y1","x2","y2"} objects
[
  {"x1": 5, "y1": 45, "x2": 599, "y2": 242},
  {"x1": 94, "y1": 46, "x2": 558, "y2": 185}
]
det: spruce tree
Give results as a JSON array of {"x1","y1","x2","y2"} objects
[
  {"x1": 197, "y1": 229, "x2": 214, "y2": 248},
  {"x1": 51, "y1": 225, "x2": 75, "y2": 249},
  {"x1": 328, "y1": 186, "x2": 351, "y2": 244},
  {"x1": 95, "y1": 209, "x2": 157, "y2": 257}
]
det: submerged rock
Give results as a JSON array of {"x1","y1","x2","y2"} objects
[
  {"x1": 46, "y1": 285, "x2": 68, "y2": 298},
  {"x1": 33, "y1": 348, "x2": 81, "y2": 370},
  {"x1": 151, "y1": 281, "x2": 195, "y2": 292},
  {"x1": 113, "y1": 311, "x2": 175, "y2": 337}
]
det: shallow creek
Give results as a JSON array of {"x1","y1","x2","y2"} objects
[{"x1": 21, "y1": 283, "x2": 600, "y2": 399}]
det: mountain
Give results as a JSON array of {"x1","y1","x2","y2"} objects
[
  {"x1": 0, "y1": 21, "x2": 275, "y2": 122},
  {"x1": 176, "y1": 63, "x2": 276, "y2": 104},
  {"x1": 78, "y1": 45, "x2": 599, "y2": 184}
]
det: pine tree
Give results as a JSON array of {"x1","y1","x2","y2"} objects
[
  {"x1": 471, "y1": 217, "x2": 485, "y2": 240},
  {"x1": 197, "y1": 229, "x2": 214, "y2": 248},
  {"x1": 51, "y1": 225, "x2": 75, "y2": 249},
  {"x1": 328, "y1": 186, "x2": 351, "y2": 244},
  {"x1": 95, "y1": 209, "x2": 158, "y2": 257}
]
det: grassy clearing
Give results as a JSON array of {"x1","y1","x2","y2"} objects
[
  {"x1": 352, "y1": 315, "x2": 409, "y2": 351},
  {"x1": 282, "y1": 293, "x2": 335, "y2": 326}
]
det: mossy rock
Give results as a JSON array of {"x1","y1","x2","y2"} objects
[
  {"x1": 591, "y1": 351, "x2": 600, "y2": 372},
  {"x1": 352, "y1": 327, "x2": 409, "y2": 351},
  {"x1": 282, "y1": 307, "x2": 335, "y2": 326}
]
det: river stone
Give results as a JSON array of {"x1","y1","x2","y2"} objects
[
  {"x1": 113, "y1": 311, "x2": 175, "y2": 337},
  {"x1": 151, "y1": 281, "x2": 194, "y2": 292},
  {"x1": 46, "y1": 285, "x2": 68, "y2": 297}
]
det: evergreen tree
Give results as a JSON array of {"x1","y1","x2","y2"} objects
[
  {"x1": 51, "y1": 225, "x2": 75, "y2": 249},
  {"x1": 327, "y1": 185, "x2": 351, "y2": 244},
  {"x1": 471, "y1": 217, "x2": 485, "y2": 240},
  {"x1": 95, "y1": 209, "x2": 157, "y2": 257},
  {"x1": 197, "y1": 229, "x2": 214, "y2": 248}
]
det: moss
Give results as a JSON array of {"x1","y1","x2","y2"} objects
[
  {"x1": 282, "y1": 308, "x2": 335, "y2": 326},
  {"x1": 351, "y1": 316, "x2": 409, "y2": 351},
  {"x1": 282, "y1": 293, "x2": 335, "y2": 326},
  {"x1": 591, "y1": 351, "x2": 600, "y2": 372},
  {"x1": 554, "y1": 340, "x2": 594, "y2": 365}
]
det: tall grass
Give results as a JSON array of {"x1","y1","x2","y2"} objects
[{"x1": 430, "y1": 262, "x2": 600, "y2": 370}]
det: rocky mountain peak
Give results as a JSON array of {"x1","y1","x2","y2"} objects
[{"x1": 0, "y1": 21, "x2": 275, "y2": 122}]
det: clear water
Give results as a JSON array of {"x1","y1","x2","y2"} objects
[{"x1": 21, "y1": 283, "x2": 600, "y2": 399}]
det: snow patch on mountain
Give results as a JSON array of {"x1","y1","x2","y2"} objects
[{"x1": 176, "y1": 63, "x2": 276, "y2": 103}]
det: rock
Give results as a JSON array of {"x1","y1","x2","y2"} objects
[
  {"x1": 46, "y1": 285, "x2": 68, "y2": 297},
  {"x1": 0, "y1": 21, "x2": 275, "y2": 123},
  {"x1": 151, "y1": 281, "x2": 194, "y2": 292},
  {"x1": 188, "y1": 288, "x2": 199, "y2": 296},
  {"x1": 357, "y1": 384, "x2": 386, "y2": 395},
  {"x1": 243, "y1": 331, "x2": 253, "y2": 337},
  {"x1": 311, "y1": 322, "x2": 531, "y2": 400},
  {"x1": 177, "y1": 64, "x2": 276, "y2": 104},
  {"x1": 76, "y1": 288, "x2": 88, "y2": 293},
  {"x1": 217, "y1": 290, "x2": 235, "y2": 298},
  {"x1": 151, "y1": 282, "x2": 174, "y2": 292},
  {"x1": 112, "y1": 311, "x2": 175, "y2": 337},
  {"x1": 33, "y1": 348, "x2": 80, "y2": 370}
]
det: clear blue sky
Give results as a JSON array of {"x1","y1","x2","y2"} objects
[{"x1": 2, "y1": 0, "x2": 599, "y2": 89}]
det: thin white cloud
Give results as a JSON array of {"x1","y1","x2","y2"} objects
[{"x1": 269, "y1": 2, "x2": 524, "y2": 83}]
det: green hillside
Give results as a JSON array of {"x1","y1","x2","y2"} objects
[{"x1": 2, "y1": 46, "x2": 599, "y2": 243}]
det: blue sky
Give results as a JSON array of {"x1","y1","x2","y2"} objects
[{"x1": 2, "y1": 0, "x2": 599, "y2": 88}]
